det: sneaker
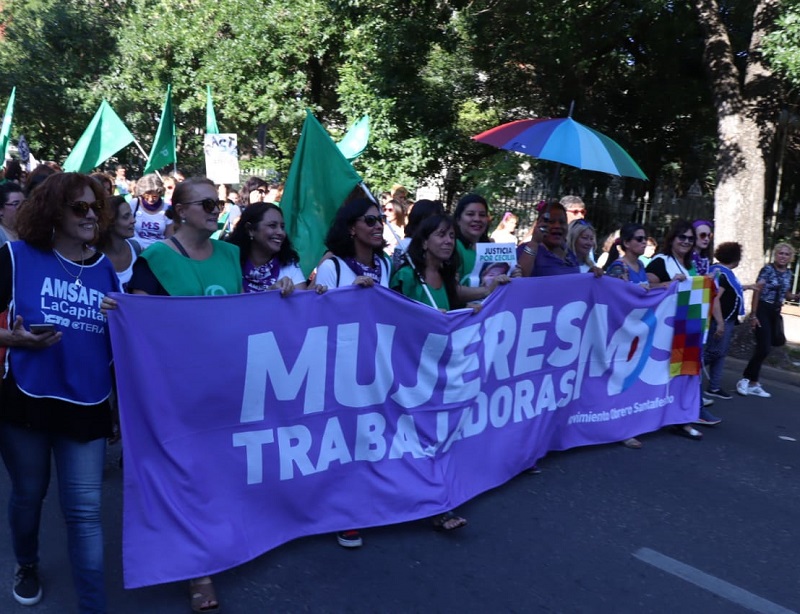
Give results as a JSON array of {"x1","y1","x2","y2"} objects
[
  {"x1": 13, "y1": 564, "x2": 42, "y2": 606},
  {"x1": 736, "y1": 379, "x2": 750, "y2": 396},
  {"x1": 706, "y1": 387, "x2": 732, "y2": 400},
  {"x1": 702, "y1": 396, "x2": 715, "y2": 407},
  {"x1": 747, "y1": 383, "x2": 772, "y2": 398},
  {"x1": 693, "y1": 408, "x2": 722, "y2": 426},
  {"x1": 336, "y1": 530, "x2": 363, "y2": 548}
]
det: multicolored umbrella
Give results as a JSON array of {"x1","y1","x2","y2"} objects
[{"x1": 473, "y1": 117, "x2": 647, "y2": 180}]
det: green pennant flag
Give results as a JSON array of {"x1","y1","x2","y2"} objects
[
  {"x1": 336, "y1": 115, "x2": 369, "y2": 161},
  {"x1": 144, "y1": 84, "x2": 176, "y2": 174},
  {"x1": 0, "y1": 87, "x2": 15, "y2": 161},
  {"x1": 282, "y1": 110, "x2": 363, "y2": 277},
  {"x1": 206, "y1": 85, "x2": 220, "y2": 134},
  {"x1": 63, "y1": 100, "x2": 135, "y2": 173}
]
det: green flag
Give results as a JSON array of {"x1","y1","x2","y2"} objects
[
  {"x1": 0, "y1": 87, "x2": 15, "y2": 161},
  {"x1": 144, "y1": 84, "x2": 176, "y2": 174},
  {"x1": 336, "y1": 115, "x2": 369, "y2": 161},
  {"x1": 206, "y1": 85, "x2": 219, "y2": 134},
  {"x1": 63, "y1": 100, "x2": 135, "y2": 173},
  {"x1": 282, "y1": 110, "x2": 363, "y2": 277}
]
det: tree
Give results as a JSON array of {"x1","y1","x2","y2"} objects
[{"x1": 694, "y1": 0, "x2": 783, "y2": 284}]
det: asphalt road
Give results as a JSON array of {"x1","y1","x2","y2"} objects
[{"x1": 0, "y1": 365, "x2": 798, "y2": 614}]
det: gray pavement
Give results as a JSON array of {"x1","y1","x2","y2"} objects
[{"x1": 0, "y1": 364, "x2": 798, "y2": 613}]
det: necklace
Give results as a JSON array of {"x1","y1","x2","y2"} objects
[{"x1": 53, "y1": 248, "x2": 86, "y2": 287}]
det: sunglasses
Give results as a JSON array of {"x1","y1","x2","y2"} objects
[
  {"x1": 383, "y1": 205, "x2": 395, "y2": 211},
  {"x1": 184, "y1": 198, "x2": 224, "y2": 213},
  {"x1": 676, "y1": 234, "x2": 695, "y2": 243},
  {"x1": 631, "y1": 235, "x2": 647, "y2": 242},
  {"x1": 66, "y1": 200, "x2": 104, "y2": 217},
  {"x1": 697, "y1": 232, "x2": 712, "y2": 240},
  {"x1": 359, "y1": 214, "x2": 386, "y2": 227}
]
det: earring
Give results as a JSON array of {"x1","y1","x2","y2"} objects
[
  {"x1": 249, "y1": 234, "x2": 254, "y2": 240},
  {"x1": 181, "y1": 217, "x2": 186, "y2": 223}
]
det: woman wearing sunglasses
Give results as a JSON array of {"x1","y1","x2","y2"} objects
[
  {"x1": 645, "y1": 220, "x2": 712, "y2": 439},
  {"x1": 691, "y1": 220, "x2": 714, "y2": 275},
  {"x1": 226, "y1": 202, "x2": 310, "y2": 295},
  {"x1": 0, "y1": 173, "x2": 120, "y2": 611},
  {"x1": 310, "y1": 198, "x2": 391, "y2": 550},
  {"x1": 603, "y1": 222, "x2": 649, "y2": 287},
  {"x1": 127, "y1": 177, "x2": 240, "y2": 613},
  {"x1": 313, "y1": 198, "x2": 391, "y2": 292}
]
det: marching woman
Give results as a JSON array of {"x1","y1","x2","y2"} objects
[
  {"x1": 603, "y1": 222, "x2": 650, "y2": 287},
  {"x1": 737, "y1": 242, "x2": 799, "y2": 398},
  {"x1": 691, "y1": 219, "x2": 714, "y2": 275},
  {"x1": 566, "y1": 219, "x2": 598, "y2": 273},
  {"x1": 0, "y1": 173, "x2": 120, "y2": 612},
  {"x1": 128, "y1": 177, "x2": 241, "y2": 613},
  {"x1": 313, "y1": 197, "x2": 392, "y2": 292},
  {"x1": 645, "y1": 220, "x2": 708, "y2": 439},
  {"x1": 311, "y1": 197, "x2": 391, "y2": 549},
  {"x1": 96, "y1": 196, "x2": 141, "y2": 291},
  {"x1": 226, "y1": 202, "x2": 309, "y2": 295},
  {"x1": 130, "y1": 174, "x2": 174, "y2": 249}
]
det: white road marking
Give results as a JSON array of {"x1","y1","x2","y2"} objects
[{"x1": 633, "y1": 547, "x2": 797, "y2": 614}]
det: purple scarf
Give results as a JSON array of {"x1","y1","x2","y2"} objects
[
  {"x1": 343, "y1": 254, "x2": 383, "y2": 282},
  {"x1": 242, "y1": 256, "x2": 281, "y2": 293}
]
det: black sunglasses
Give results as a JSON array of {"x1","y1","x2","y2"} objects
[
  {"x1": 359, "y1": 214, "x2": 386, "y2": 227},
  {"x1": 183, "y1": 198, "x2": 223, "y2": 213},
  {"x1": 631, "y1": 235, "x2": 647, "y2": 242},
  {"x1": 66, "y1": 200, "x2": 104, "y2": 217},
  {"x1": 676, "y1": 234, "x2": 695, "y2": 243}
]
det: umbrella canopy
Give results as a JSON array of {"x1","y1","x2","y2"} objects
[{"x1": 473, "y1": 117, "x2": 647, "y2": 180}]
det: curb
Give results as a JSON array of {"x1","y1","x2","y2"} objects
[{"x1": 724, "y1": 356, "x2": 800, "y2": 388}]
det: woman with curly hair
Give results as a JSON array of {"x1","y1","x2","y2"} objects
[
  {"x1": 226, "y1": 202, "x2": 310, "y2": 295},
  {"x1": 0, "y1": 173, "x2": 119, "y2": 610}
]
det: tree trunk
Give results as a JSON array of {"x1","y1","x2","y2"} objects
[{"x1": 694, "y1": 0, "x2": 781, "y2": 288}]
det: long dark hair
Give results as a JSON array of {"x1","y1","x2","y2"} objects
[
  {"x1": 403, "y1": 214, "x2": 462, "y2": 308},
  {"x1": 325, "y1": 198, "x2": 386, "y2": 258},
  {"x1": 453, "y1": 193, "x2": 490, "y2": 246},
  {"x1": 95, "y1": 196, "x2": 130, "y2": 250},
  {"x1": 660, "y1": 219, "x2": 695, "y2": 269},
  {"x1": 226, "y1": 202, "x2": 299, "y2": 266},
  {"x1": 404, "y1": 199, "x2": 445, "y2": 239},
  {"x1": 604, "y1": 222, "x2": 645, "y2": 270}
]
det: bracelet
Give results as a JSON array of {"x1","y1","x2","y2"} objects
[{"x1": 522, "y1": 245, "x2": 536, "y2": 257}]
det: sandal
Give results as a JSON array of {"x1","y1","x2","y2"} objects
[
  {"x1": 431, "y1": 511, "x2": 467, "y2": 532},
  {"x1": 622, "y1": 437, "x2": 642, "y2": 449},
  {"x1": 189, "y1": 576, "x2": 220, "y2": 613}
]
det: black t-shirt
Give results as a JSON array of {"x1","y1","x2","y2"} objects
[{"x1": 0, "y1": 243, "x2": 112, "y2": 441}]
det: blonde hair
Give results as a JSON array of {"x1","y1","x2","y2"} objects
[{"x1": 774, "y1": 242, "x2": 796, "y2": 261}]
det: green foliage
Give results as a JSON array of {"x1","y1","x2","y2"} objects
[{"x1": 763, "y1": 2, "x2": 800, "y2": 84}]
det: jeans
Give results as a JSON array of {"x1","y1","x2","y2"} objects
[
  {"x1": 704, "y1": 319, "x2": 736, "y2": 390},
  {"x1": 743, "y1": 302, "x2": 781, "y2": 383},
  {"x1": 0, "y1": 422, "x2": 107, "y2": 613}
]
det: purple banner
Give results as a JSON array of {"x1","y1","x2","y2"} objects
[{"x1": 108, "y1": 276, "x2": 699, "y2": 588}]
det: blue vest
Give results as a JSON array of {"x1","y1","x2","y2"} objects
[{"x1": 8, "y1": 242, "x2": 120, "y2": 404}]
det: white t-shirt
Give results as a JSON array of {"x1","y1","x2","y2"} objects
[
  {"x1": 134, "y1": 202, "x2": 173, "y2": 248},
  {"x1": 315, "y1": 256, "x2": 390, "y2": 289}
]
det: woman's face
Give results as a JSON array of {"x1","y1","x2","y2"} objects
[
  {"x1": 113, "y1": 202, "x2": 135, "y2": 239},
  {"x1": 249, "y1": 186, "x2": 266, "y2": 204},
  {"x1": 457, "y1": 202, "x2": 489, "y2": 245},
  {"x1": 351, "y1": 206, "x2": 385, "y2": 251},
  {"x1": 575, "y1": 229, "x2": 595, "y2": 258},
  {"x1": 774, "y1": 247, "x2": 794, "y2": 269},
  {"x1": 163, "y1": 180, "x2": 176, "y2": 201},
  {"x1": 423, "y1": 221, "x2": 455, "y2": 263},
  {"x1": 644, "y1": 240, "x2": 656, "y2": 258},
  {"x1": 671, "y1": 229, "x2": 695, "y2": 258},
  {"x1": 383, "y1": 202, "x2": 397, "y2": 224},
  {"x1": 541, "y1": 207, "x2": 567, "y2": 250},
  {"x1": 178, "y1": 183, "x2": 221, "y2": 234},
  {"x1": 1, "y1": 190, "x2": 23, "y2": 229},
  {"x1": 57, "y1": 185, "x2": 100, "y2": 245},
  {"x1": 251, "y1": 208, "x2": 286, "y2": 257},
  {"x1": 624, "y1": 229, "x2": 647, "y2": 257},
  {"x1": 506, "y1": 216, "x2": 518, "y2": 232},
  {"x1": 141, "y1": 190, "x2": 162, "y2": 207},
  {"x1": 694, "y1": 224, "x2": 712, "y2": 251}
]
